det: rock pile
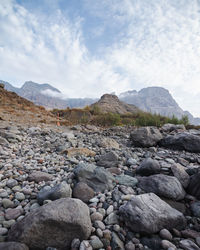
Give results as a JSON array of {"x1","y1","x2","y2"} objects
[{"x1": 0, "y1": 122, "x2": 200, "y2": 250}]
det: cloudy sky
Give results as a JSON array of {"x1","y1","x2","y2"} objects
[{"x1": 1, "y1": 0, "x2": 200, "y2": 116}]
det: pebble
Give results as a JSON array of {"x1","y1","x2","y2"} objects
[{"x1": 160, "y1": 229, "x2": 173, "y2": 241}]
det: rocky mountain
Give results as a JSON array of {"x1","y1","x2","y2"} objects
[
  {"x1": 91, "y1": 94, "x2": 140, "y2": 114},
  {"x1": 119, "y1": 87, "x2": 200, "y2": 125},
  {"x1": 1, "y1": 80, "x2": 200, "y2": 124},
  {"x1": 1, "y1": 80, "x2": 96, "y2": 110}
]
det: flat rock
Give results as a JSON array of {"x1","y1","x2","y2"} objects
[
  {"x1": 115, "y1": 175, "x2": 138, "y2": 188},
  {"x1": 160, "y1": 132, "x2": 200, "y2": 153},
  {"x1": 137, "y1": 174, "x2": 185, "y2": 200},
  {"x1": 98, "y1": 137, "x2": 119, "y2": 149},
  {"x1": 130, "y1": 127, "x2": 163, "y2": 147},
  {"x1": 37, "y1": 182, "x2": 72, "y2": 205},
  {"x1": 8, "y1": 198, "x2": 92, "y2": 250},
  {"x1": 28, "y1": 171, "x2": 53, "y2": 183},
  {"x1": 74, "y1": 163, "x2": 115, "y2": 192},
  {"x1": 63, "y1": 147, "x2": 96, "y2": 157},
  {"x1": 119, "y1": 193, "x2": 186, "y2": 234}
]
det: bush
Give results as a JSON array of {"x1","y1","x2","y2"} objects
[{"x1": 92, "y1": 112, "x2": 121, "y2": 126}]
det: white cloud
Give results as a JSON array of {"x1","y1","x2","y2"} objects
[
  {"x1": 89, "y1": 0, "x2": 200, "y2": 116},
  {"x1": 0, "y1": 0, "x2": 129, "y2": 99},
  {"x1": 1, "y1": 0, "x2": 200, "y2": 116}
]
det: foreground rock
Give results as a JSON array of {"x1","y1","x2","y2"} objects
[
  {"x1": 187, "y1": 171, "x2": 200, "y2": 199},
  {"x1": 171, "y1": 163, "x2": 190, "y2": 188},
  {"x1": 74, "y1": 163, "x2": 115, "y2": 192},
  {"x1": 130, "y1": 127, "x2": 163, "y2": 147},
  {"x1": 0, "y1": 242, "x2": 29, "y2": 250},
  {"x1": 160, "y1": 132, "x2": 200, "y2": 153},
  {"x1": 28, "y1": 171, "x2": 53, "y2": 183},
  {"x1": 72, "y1": 182, "x2": 95, "y2": 202},
  {"x1": 119, "y1": 193, "x2": 186, "y2": 234},
  {"x1": 8, "y1": 198, "x2": 92, "y2": 249},
  {"x1": 37, "y1": 182, "x2": 72, "y2": 205},
  {"x1": 136, "y1": 158, "x2": 161, "y2": 176},
  {"x1": 138, "y1": 174, "x2": 185, "y2": 200}
]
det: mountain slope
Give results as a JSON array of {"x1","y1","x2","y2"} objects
[
  {"x1": 119, "y1": 87, "x2": 200, "y2": 125},
  {"x1": 0, "y1": 84, "x2": 56, "y2": 124},
  {"x1": 91, "y1": 94, "x2": 140, "y2": 114},
  {"x1": 1, "y1": 80, "x2": 96, "y2": 110}
]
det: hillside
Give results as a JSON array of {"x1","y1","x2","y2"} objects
[
  {"x1": 1, "y1": 80, "x2": 96, "y2": 109},
  {"x1": 1, "y1": 80, "x2": 200, "y2": 125},
  {"x1": 90, "y1": 94, "x2": 140, "y2": 114},
  {"x1": 0, "y1": 84, "x2": 56, "y2": 125}
]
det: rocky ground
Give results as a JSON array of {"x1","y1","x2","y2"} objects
[{"x1": 0, "y1": 122, "x2": 200, "y2": 250}]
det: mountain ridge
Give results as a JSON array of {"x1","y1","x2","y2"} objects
[{"x1": 1, "y1": 80, "x2": 199, "y2": 125}]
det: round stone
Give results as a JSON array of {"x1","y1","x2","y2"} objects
[
  {"x1": 15, "y1": 192, "x2": 25, "y2": 201},
  {"x1": 159, "y1": 229, "x2": 173, "y2": 241}
]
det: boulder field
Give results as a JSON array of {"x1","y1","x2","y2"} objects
[{"x1": 0, "y1": 122, "x2": 200, "y2": 250}]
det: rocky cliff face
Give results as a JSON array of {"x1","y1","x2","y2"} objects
[
  {"x1": 119, "y1": 87, "x2": 200, "y2": 125},
  {"x1": 91, "y1": 94, "x2": 140, "y2": 114}
]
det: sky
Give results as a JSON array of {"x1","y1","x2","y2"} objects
[{"x1": 1, "y1": 0, "x2": 200, "y2": 116}]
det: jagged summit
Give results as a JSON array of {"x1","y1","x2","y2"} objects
[{"x1": 91, "y1": 93, "x2": 140, "y2": 114}]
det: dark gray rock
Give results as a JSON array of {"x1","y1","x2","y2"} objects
[
  {"x1": 72, "y1": 182, "x2": 95, "y2": 203},
  {"x1": 187, "y1": 172, "x2": 200, "y2": 199},
  {"x1": 8, "y1": 198, "x2": 92, "y2": 250},
  {"x1": 136, "y1": 158, "x2": 161, "y2": 176},
  {"x1": 37, "y1": 182, "x2": 72, "y2": 205},
  {"x1": 97, "y1": 152, "x2": 118, "y2": 168},
  {"x1": 73, "y1": 163, "x2": 115, "y2": 192},
  {"x1": 137, "y1": 174, "x2": 185, "y2": 200},
  {"x1": 160, "y1": 132, "x2": 200, "y2": 153},
  {"x1": 191, "y1": 201, "x2": 200, "y2": 218},
  {"x1": 119, "y1": 193, "x2": 186, "y2": 234},
  {"x1": 140, "y1": 236, "x2": 162, "y2": 250},
  {"x1": 0, "y1": 242, "x2": 29, "y2": 250},
  {"x1": 130, "y1": 127, "x2": 163, "y2": 147}
]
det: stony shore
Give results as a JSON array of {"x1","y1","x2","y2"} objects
[{"x1": 0, "y1": 122, "x2": 200, "y2": 250}]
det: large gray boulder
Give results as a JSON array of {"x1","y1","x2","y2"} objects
[
  {"x1": 73, "y1": 163, "x2": 115, "y2": 192},
  {"x1": 136, "y1": 158, "x2": 161, "y2": 176},
  {"x1": 119, "y1": 193, "x2": 186, "y2": 234},
  {"x1": 159, "y1": 132, "x2": 200, "y2": 153},
  {"x1": 137, "y1": 174, "x2": 185, "y2": 200},
  {"x1": 8, "y1": 198, "x2": 92, "y2": 250},
  {"x1": 130, "y1": 127, "x2": 163, "y2": 147},
  {"x1": 37, "y1": 182, "x2": 72, "y2": 205},
  {"x1": 187, "y1": 172, "x2": 200, "y2": 199}
]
